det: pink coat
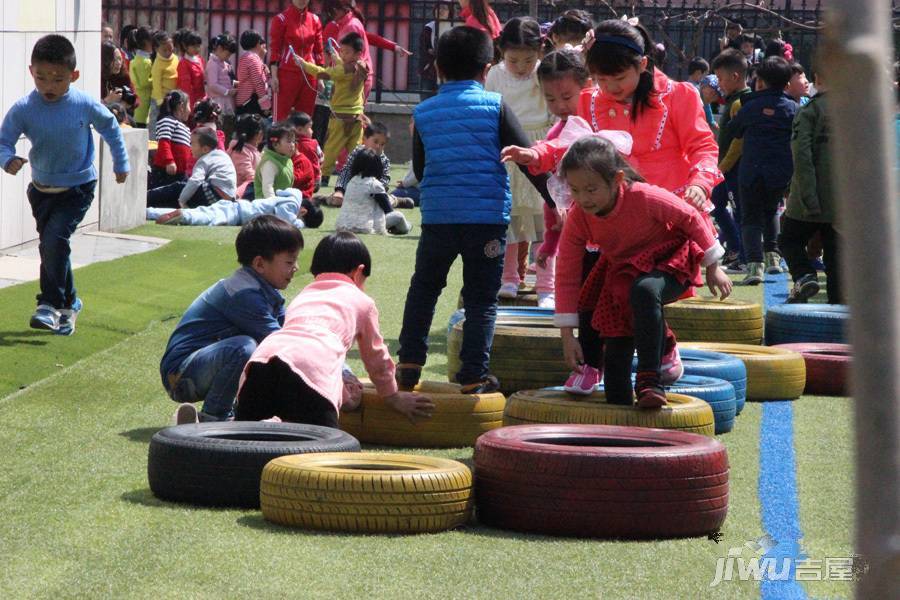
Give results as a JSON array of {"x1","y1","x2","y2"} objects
[
  {"x1": 239, "y1": 273, "x2": 398, "y2": 411},
  {"x1": 205, "y1": 53, "x2": 235, "y2": 114},
  {"x1": 333, "y1": 12, "x2": 373, "y2": 89}
]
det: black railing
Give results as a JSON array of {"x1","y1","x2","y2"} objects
[{"x1": 103, "y1": 0, "x2": 900, "y2": 102}]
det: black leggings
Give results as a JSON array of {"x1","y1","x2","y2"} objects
[
  {"x1": 589, "y1": 271, "x2": 688, "y2": 405},
  {"x1": 235, "y1": 357, "x2": 339, "y2": 427},
  {"x1": 578, "y1": 250, "x2": 603, "y2": 369}
]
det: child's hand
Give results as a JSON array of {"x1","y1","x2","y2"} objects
[
  {"x1": 394, "y1": 46, "x2": 413, "y2": 57},
  {"x1": 706, "y1": 264, "x2": 733, "y2": 300},
  {"x1": 561, "y1": 329, "x2": 585, "y2": 371},
  {"x1": 341, "y1": 373, "x2": 364, "y2": 410},
  {"x1": 115, "y1": 172, "x2": 129, "y2": 184},
  {"x1": 501, "y1": 145, "x2": 538, "y2": 165},
  {"x1": 536, "y1": 250, "x2": 552, "y2": 269},
  {"x1": 684, "y1": 185, "x2": 710, "y2": 211},
  {"x1": 165, "y1": 163, "x2": 177, "y2": 175},
  {"x1": 385, "y1": 392, "x2": 435, "y2": 423},
  {"x1": 292, "y1": 55, "x2": 304, "y2": 67},
  {"x1": 4, "y1": 157, "x2": 27, "y2": 175}
]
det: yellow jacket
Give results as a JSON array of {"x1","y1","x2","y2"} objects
[{"x1": 151, "y1": 54, "x2": 179, "y2": 102}]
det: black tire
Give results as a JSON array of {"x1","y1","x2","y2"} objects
[{"x1": 148, "y1": 422, "x2": 361, "y2": 508}]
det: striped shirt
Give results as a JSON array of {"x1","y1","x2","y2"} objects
[
  {"x1": 335, "y1": 145, "x2": 390, "y2": 192},
  {"x1": 154, "y1": 116, "x2": 192, "y2": 147},
  {"x1": 236, "y1": 52, "x2": 271, "y2": 111}
]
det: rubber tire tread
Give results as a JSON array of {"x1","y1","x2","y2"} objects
[
  {"x1": 681, "y1": 342, "x2": 807, "y2": 400},
  {"x1": 763, "y1": 304, "x2": 848, "y2": 345}
]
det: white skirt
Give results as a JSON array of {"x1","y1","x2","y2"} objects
[{"x1": 507, "y1": 123, "x2": 551, "y2": 243}]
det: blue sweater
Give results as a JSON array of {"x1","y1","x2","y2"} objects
[{"x1": 0, "y1": 88, "x2": 130, "y2": 187}]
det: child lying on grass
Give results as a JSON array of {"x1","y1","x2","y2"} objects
[{"x1": 147, "y1": 188, "x2": 323, "y2": 229}]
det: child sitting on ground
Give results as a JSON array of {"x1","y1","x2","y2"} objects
[
  {"x1": 150, "y1": 90, "x2": 192, "y2": 188},
  {"x1": 161, "y1": 215, "x2": 303, "y2": 424},
  {"x1": 335, "y1": 148, "x2": 411, "y2": 235},
  {"x1": 235, "y1": 232, "x2": 434, "y2": 425},
  {"x1": 228, "y1": 113, "x2": 264, "y2": 198},
  {"x1": 254, "y1": 123, "x2": 296, "y2": 199},
  {"x1": 330, "y1": 121, "x2": 391, "y2": 207},
  {"x1": 287, "y1": 111, "x2": 324, "y2": 194},
  {"x1": 148, "y1": 188, "x2": 323, "y2": 230},
  {"x1": 0, "y1": 34, "x2": 129, "y2": 335},
  {"x1": 146, "y1": 127, "x2": 236, "y2": 208}
]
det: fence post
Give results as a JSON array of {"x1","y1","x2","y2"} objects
[{"x1": 529, "y1": 0, "x2": 539, "y2": 18}]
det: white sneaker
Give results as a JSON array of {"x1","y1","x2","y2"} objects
[
  {"x1": 537, "y1": 292, "x2": 556, "y2": 309},
  {"x1": 498, "y1": 282, "x2": 519, "y2": 299},
  {"x1": 171, "y1": 403, "x2": 199, "y2": 425}
]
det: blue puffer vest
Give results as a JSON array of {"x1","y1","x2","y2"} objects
[{"x1": 413, "y1": 80, "x2": 511, "y2": 225}]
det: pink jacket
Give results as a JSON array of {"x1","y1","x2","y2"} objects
[
  {"x1": 239, "y1": 273, "x2": 398, "y2": 410},
  {"x1": 227, "y1": 139, "x2": 261, "y2": 198},
  {"x1": 333, "y1": 12, "x2": 373, "y2": 85},
  {"x1": 205, "y1": 53, "x2": 235, "y2": 114}
]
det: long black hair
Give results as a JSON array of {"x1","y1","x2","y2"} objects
[
  {"x1": 586, "y1": 20, "x2": 658, "y2": 120},
  {"x1": 158, "y1": 89, "x2": 190, "y2": 119}
]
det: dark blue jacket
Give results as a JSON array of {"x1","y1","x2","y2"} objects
[
  {"x1": 413, "y1": 80, "x2": 511, "y2": 225},
  {"x1": 160, "y1": 267, "x2": 285, "y2": 387},
  {"x1": 731, "y1": 88, "x2": 799, "y2": 190}
]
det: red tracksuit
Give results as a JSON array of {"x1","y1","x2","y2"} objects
[{"x1": 270, "y1": 4, "x2": 324, "y2": 120}]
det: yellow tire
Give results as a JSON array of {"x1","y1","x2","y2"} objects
[
  {"x1": 340, "y1": 381, "x2": 505, "y2": 448},
  {"x1": 503, "y1": 388, "x2": 715, "y2": 436},
  {"x1": 260, "y1": 452, "x2": 473, "y2": 533},
  {"x1": 666, "y1": 297, "x2": 764, "y2": 344},
  {"x1": 681, "y1": 342, "x2": 807, "y2": 400}
]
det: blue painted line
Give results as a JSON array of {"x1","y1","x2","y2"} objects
[{"x1": 759, "y1": 269, "x2": 808, "y2": 600}]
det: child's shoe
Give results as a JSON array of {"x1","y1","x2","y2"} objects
[
  {"x1": 660, "y1": 344, "x2": 684, "y2": 385},
  {"x1": 56, "y1": 298, "x2": 83, "y2": 336},
  {"x1": 395, "y1": 363, "x2": 422, "y2": 392},
  {"x1": 635, "y1": 371, "x2": 667, "y2": 409},
  {"x1": 498, "y1": 282, "x2": 519, "y2": 299},
  {"x1": 29, "y1": 304, "x2": 60, "y2": 332},
  {"x1": 724, "y1": 262, "x2": 747, "y2": 275},
  {"x1": 786, "y1": 273, "x2": 820, "y2": 304},
  {"x1": 385, "y1": 211, "x2": 412, "y2": 235},
  {"x1": 394, "y1": 196, "x2": 415, "y2": 209},
  {"x1": 171, "y1": 403, "x2": 199, "y2": 425},
  {"x1": 739, "y1": 262, "x2": 765, "y2": 286},
  {"x1": 155, "y1": 209, "x2": 184, "y2": 225},
  {"x1": 459, "y1": 374, "x2": 500, "y2": 394},
  {"x1": 537, "y1": 292, "x2": 555, "y2": 309},
  {"x1": 563, "y1": 365, "x2": 601, "y2": 395},
  {"x1": 765, "y1": 252, "x2": 784, "y2": 274}
]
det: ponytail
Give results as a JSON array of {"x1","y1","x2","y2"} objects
[
  {"x1": 159, "y1": 90, "x2": 189, "y2": 119},
  {"x1": 233, "y1": 113, "x2": 263, "y2": 152}
]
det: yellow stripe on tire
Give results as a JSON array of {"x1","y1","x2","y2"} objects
[
  {"x1": 666, "y1": 297, "x2": 763, "y2": 344},
  {"x1": 681, "y1": 342, "x2": 806, "y2": 400}
]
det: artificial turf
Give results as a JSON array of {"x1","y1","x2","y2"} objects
[{"x1": 0, "y1": 186, "x2": 854, "y2": 599}]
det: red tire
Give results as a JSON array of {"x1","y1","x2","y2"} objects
[
  {"x1": 772, "y1": 343, "x2": 851, "y2": 396},
  {"x1": 473, "y1": 424, "x2": 729, "y2": 539}
]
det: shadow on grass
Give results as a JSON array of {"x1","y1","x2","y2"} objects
[
  {"x1": 121, "y1": 488, "x2": 171, "y2": 508},
  {"x1": 0, "y1": 330, "x2": 50, "y2": 347},
  {"x1": 119, "y1": 427, "x2": 163, "y2": 443}
]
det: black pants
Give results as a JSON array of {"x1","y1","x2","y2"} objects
[
  {"x1": 779, "y1": 216, "x2": 843, "y2": 304},
  {"x1": 739, "y1": 178, "x2": 783, "y2": 263},
  {"x1": 598, "y1": 271, "x2": 688, "y2": 405},
  {"x1": 235, "y1": 357, "x2": 339, "y2": 427},
  {"x1": 146, "y1": 180, "x2": 215, "y2": 209},
  {"x1": 578, "y1": 250, "x2": 603, "y2": 369}
]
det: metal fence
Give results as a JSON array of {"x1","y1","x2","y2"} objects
[{"x1": 103, "y1": 0, "x2": 900, "y2": 102}]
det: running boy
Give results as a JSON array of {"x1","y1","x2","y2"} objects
[
  {"x1": 395, "y1": 26, "x2": 553, "y2": 393},
  {"x1": 0, "y1": 34, "x2": 130, "y2": 335}
]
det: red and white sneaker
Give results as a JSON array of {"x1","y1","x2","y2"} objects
[
  {"x1": 563, "y1": 365, "x2": 601, "y2": 395},
  {"x1": 660, "y1": 344, "x2": 684, "y2": 385}
]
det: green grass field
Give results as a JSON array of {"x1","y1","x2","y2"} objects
[{"x1": 0, "y1": 192, "x2": 854, "y2": 599}]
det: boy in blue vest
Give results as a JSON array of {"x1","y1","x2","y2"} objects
[
  {"x1": 0, "y1": 35, "x2": 130, "y2": 335},
  {"x1": 396, "y1": 26, "x2": 553, "y2": 394}
]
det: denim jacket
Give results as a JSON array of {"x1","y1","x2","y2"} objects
[
  {"x1": 160, "y1": 267, "x2": 285, "y2": 387},
  {"x1": 730, "y1": 87, "x2": 799, "y2": 190}
]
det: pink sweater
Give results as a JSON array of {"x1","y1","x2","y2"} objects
[
  {"x1": 227, "y1": 139, "x2": 261, "y2": 198},
  {"x1": 240, "y1": 273, "x2": 398, "y2": 410}
]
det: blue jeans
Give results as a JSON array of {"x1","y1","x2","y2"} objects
[
  {"x1": 27, "y1": 181, "x2": 96, "y2": 309},
  {"x1": 399, "y1": 223, "x2": 507, "y2": 384},
  {"x1": 710, "y1": 171, "x2": 743, "y2": 261},
  {"x1": 169, "y1": 335, "x2": 258, "y2": 420}
]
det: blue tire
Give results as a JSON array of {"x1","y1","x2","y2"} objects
[
  {"x1": 764, "y1": 304, "x2": 848, "y2": 345},
  {"x1": 678, "y1": 349, "x2": 747, "y2": 415},
  {"x1": 447, "y1": 306, "x2": 554, "y2": 336}
]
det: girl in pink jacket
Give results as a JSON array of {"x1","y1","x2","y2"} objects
[
  {"x1": 206, "y1": 33, "x2": 238, "y2": 115},
  {"x1": 235, "y1": 232, "x2": 434, "y2": 425}
]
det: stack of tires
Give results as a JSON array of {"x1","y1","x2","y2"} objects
[
  {"x1": 682, "y1": 342, "x2": 806, "y2": 400},
  {"x1": 665, "y1": 297, "x2": 764, "y2": 345}
]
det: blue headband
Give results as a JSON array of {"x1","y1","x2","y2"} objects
[{"x1": 594, "y1": 35, "x2": 644, "y2": 56}]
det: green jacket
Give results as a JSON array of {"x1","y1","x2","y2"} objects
[
  {"x1": 786, "y1": 93, "x2": 834, "y2": 223},
  {"x1": 254, "y1": 148, "x2": 295, "y2": 200}
]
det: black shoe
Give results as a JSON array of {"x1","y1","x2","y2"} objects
[
  {"x1": 459, "y1": 374, "x2": 500, "y2": 394},
  {"x1": 395, "y1": 363, "x2": 422, "y2": 391},
  {"x1": 786, "y1": 274, "x2": 820, "y2": 304}
]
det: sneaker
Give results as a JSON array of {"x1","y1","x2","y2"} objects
[
  {"x1": 459, "y1": 374, "x2": 500, "y2": 394},
  {"x1": 739, "y1": 262, "x2": 765, "y2": 286},
  {"x1": 537, "y1": 292, "x2": 556, "y2": 309},
  {"x1": 394, "y1": 196, "x2": 415, "y2": 209},
  {"x1": 155, "y1": 209, "x2": 184, "y2": 225},
  {"x1": 56, "y1": 297, "x2": 83, "y2": 336},
  {"x1": 765, "y1": 252, "x2": 784, "y2": 274},
  {"x1": 29, "y1": 304, "x2": 60, "y2": 332},
  {"x1": 660, "y1": 345, "x2": 684, "y2": 385},
  {"x1": 722, "y1": 250, "x2": 740, "y2": 266},
  {"x1": 498, "y1": 282, "x2": 519, "y2": 299},
  {"x1": 635, "y1": 372, "x2": 667, "y2": 409},
  {"x1": 564, "y1": 365, "x2": 601, "y2": 395},
  {"x1": 385, "y1": 211, "x2": 412, "y2": 235},
  {"x1": 395, "y1": 363, "x2": 422, "y2": 392},
  {"x1": 171, "y1": 403, "x2": 199, "y2": 425},
  {"x1": 786, "y1": 273, "x2": 820, "y2": 304},
  {"x1": 724, "y1": 262, "x2": 747, "y2": 275},
  {"x1": 809, "y1": 257, "x2": 826, "y2": 272}
]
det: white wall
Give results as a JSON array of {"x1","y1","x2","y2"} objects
[{"x1": 0, "y1": 0, "x2": 102, "y2": 251}]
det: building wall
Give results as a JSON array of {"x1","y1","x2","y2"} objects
[{"x1": 1, "y1": 0, "x2": 102, "y2": 251}]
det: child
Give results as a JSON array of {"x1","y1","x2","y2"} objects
[
  {"x1": 101, "y1": 41, "x2": 134, "y2": 108},
  {"x1": 780, "y1": 68, "x2": 841, "y2": 304},
  {"x1": 149, "y1": 188, "x2": 323, "y2": 230},
  {"x1": 160, "y1": 215, "x2": 303, "y2": 424},
  {"x1": 147, "y1": 127, "x2": 236, "y2": 208},
  {"x1": 687, "y1": 56, "x2": 710, "y2": 85},
  {"x1": 712, "y1": 48, "x2": 753, "y2": 270},
  {"x1": 150, "y1": 90, "x2": 192, "y2": 188},
  {"x1": 287, "y1": 111, "x2": 324, "y2": 192},
  {"x1": 0, "y1": 34, "x2": 129, "y2": 334},
  {"x1": 174, "y1": 28, "x2": 206, "y2": 108},
  {"x1": 191, "y1": 98, "x2": 226, "y2": 149},
  {"x1": 730, "y1": 56, "x2": 798, "y2": 284},
  {"x1": 699, "y1": 74, "x2": 723, "y2": 132},
  {"x1": 546, "y1": 9, "x2": 593, "y2": 51},
  {"x1": 149, "y1": 30, "x2": 179, "y2": 139},
  {"x1": 254, "y1": 123, "x2": 296, "y2": 199},
  {"x1": 330, "y1": 121, "x2": 391, "y2": 207},
  {"x1": 206, "y1": 33, "x2": 238, "y2": 118},
  {"x1": 235, "y1": 30, "x2": 272, "y2": 117},
  {"x1": 128, "y1": 26, "x2": 154, "y2": 128},
  {"x1": 486, "y1": 18, "x2": 554, "y2": 306},
  {"x1": 106, "y1": 101, "x2": 132, "y2": 127},
  {"x1": 786, "y1": 63, "x2": 810, "y2": 105},
  {"x1": 458, "y1": 0, "x2": 501, "y2": 40},
  {"x1": 335, "y1": 148, "x2": 411, "y2": 235},
  {"x1": 555, "y1": 137, "x2": 731, "y2": 408},
  {"x1": 293, "y1": 32, "x2": 368, "y2": 185},
  {"x1": 229, "y1": 113, "x2": 264, "y2": 198},
  {"x1": 235, "y1": 232, "x2": 435, "y2": 425},
  {"x1": 418, "y1": 2, "x2": 454, "y2": 100},
  {"x1": 396, "y1": 26, "x2": 553, "y2": 394}
]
